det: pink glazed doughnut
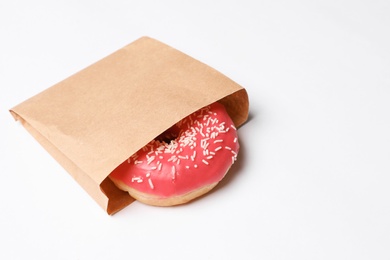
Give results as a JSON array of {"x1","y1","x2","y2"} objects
[{"x1": 109, "y1": 102, "x2": 239, "y2": 206}]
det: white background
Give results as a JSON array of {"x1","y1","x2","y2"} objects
[{"x1": 1, "y1": 1, "x2": 389, "y2": 259}]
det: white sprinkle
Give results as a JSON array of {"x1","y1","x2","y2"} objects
[
  {"x1": 201, "y1": 137, "x2": 210, "y2": 143},
  {"x1": 202, "y1": 159, "x2": 209, "y2": 165},
  {"x1": 231, "y1": 150, "x2": 237, "y2": 156},
  {"x1": 231, "y1": 124, "x2": 237, "y2": 130},
  {"x1": 194, "y1": 164, "x2": 198, "y2": 168},
  {"x1": 147, "y1": 155, "x2": 155, "y2": 165},
  {"x1": 200, "y1": 140, "x2": 205, "y2": 148},
  {"x1": 231, "y1": 156, "x2": 235, "y2": 164},
  {"x1": 225, "y1": 146, "x2": 232, "y2": 150},
  {"x1": 215, "y1": 146, "x2": 222, "y2": 151},
  {"x1": 210, "y1": 151, "x2": 215, "y2": 155},
  {"x1": 214, "y1": 139, "x2": 223, "y2": 143},
  {"x1": 200, "y1": 139, "x2": 209, "y2": 150},
  {"x1": 159, "y1": 156, "x2": 163, "y2": 159},
  {"x1": 127, "y1": 158, "x2": 131, "y2": 163},
  {"x1": 148, "y1": 178, "x2": 154, "y2": 189},
  {"x1": 134, "y1": 160, "x2": 143, "y2": 165},
  {"x1": 177, "y1": 159, "x2": 181, "y2": 165},
  {"x1": 191, "y1": 151, "x2": 196, "y2": 161},
  {"x1": 185, "y1": 166, "x2": 190, "y2": 169},
  {"x1": 206, "y1": 117, "x2": 211, "y2": 126},
  {"x1": 131, "y1": 177, "x2": 141, "y2": 182},
  {"x1": 178, "y1": 155, "x2": 188, "y2": 160},
  {"x1": 150, "y1": 166, "x2": 157, "y2": 170},
  {"x1": 158, "y1": 163, "x2": 162, "y2": 171},
  {"x1": 168, "y1": 155, "x2": 177, "y2": 162},
  {"x1": 233, "y1": 137, "x2": 237, "y2": 143},
  {"x1": 171, "y1": 166, "x2": 176, "y2": 180},
  {"x1": 207, "y1": 155, "x2": 213, "y2": 159},
  {"x1": 146, "y1": 172, "x2": 151, "y2": 178}
]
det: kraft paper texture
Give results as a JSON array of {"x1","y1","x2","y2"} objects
[{"x1": 10, "y1": 37, "x2": 249, "y2": 214}]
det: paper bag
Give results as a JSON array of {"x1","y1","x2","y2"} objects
[{"x1": 10, "y1": 37, "x2": 249, "y2": 214}]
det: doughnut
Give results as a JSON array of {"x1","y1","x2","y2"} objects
[{"x1": 109, "y1": 102, "x2": 239, "y2": 206}]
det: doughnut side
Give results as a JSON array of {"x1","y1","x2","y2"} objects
[
  {"x1": 110, "y1": 166, "x2": 232, "y2": 206},
  {"x1": 110, "y1": 176, "x2": 220, "y2": 206}
]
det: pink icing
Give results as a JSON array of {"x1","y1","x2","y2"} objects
[{"x1": 109, "y1": 102, "x2": 239, "y2": 198}]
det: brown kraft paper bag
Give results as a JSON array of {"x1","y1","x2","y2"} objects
[{"x1": 10, "y1": 37, "x2": 249, "y2": 214}]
